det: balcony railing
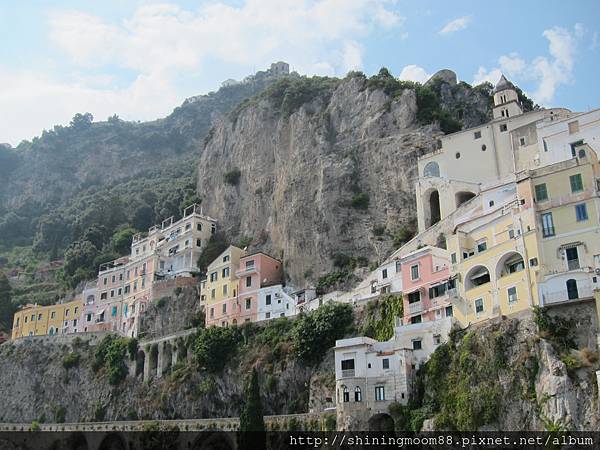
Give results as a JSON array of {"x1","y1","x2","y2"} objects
[
  {"x1": 341, "y1": 369, "x2": 355, "y2": 378},
  {"x1": 408, "y1": 301, "x2": 422, "y2": 314},
  {"x1": 541, "y1": 280, "x2": 595, "y2": 305},
  {"x1": 567, "y1": 260, "x2": 581, "y2": 271}
]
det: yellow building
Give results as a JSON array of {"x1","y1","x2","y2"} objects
[
  {"x1": 446, "y1": 179, "x2": 541, "y2": 326},
  {"x1": 522, "y1": 144, "x2": 600, "y2": 306},
  {"x1": 204, "y1": 245, "x2": 246, "y2": 326},
  {"x1": 11, "y1": 298, "x2": 83, "y2": 340}
]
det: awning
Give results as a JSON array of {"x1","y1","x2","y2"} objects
[{"x1": 96, "y1": 309, "x2": 105, "y2": 315}]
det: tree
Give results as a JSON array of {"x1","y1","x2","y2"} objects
[
  {"x1": 196, "y1": 232, "x2": 229, "y2": 275},
  {"x1": 70, "y1": 112, "x2": 93, "y2": 129},
  {"x1": 110, "y1": 227, "x2": 137, "y2": 255},
  {"x1": 239, "y1": 368, "x2": 265, "y2": 450},
  {"x1": 131, "y1": 203, "x2": 154, "y2": 231},
  {"x1": 0, "y1": 272, "x2": 15, "y2": 333}
]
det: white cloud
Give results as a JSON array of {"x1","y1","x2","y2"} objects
[
  {"x1": 398, "y1": 65, "x2": 431, "y2": 83},
  {"x1": 472, "y1": 24, "x2": 584, "y2": 104},
  {"x1": 439, "y1": 16, "x2": 471, "y2": 35},
  {"x1": 0, "y1": 0, "x2": 405, "y2": 145}
]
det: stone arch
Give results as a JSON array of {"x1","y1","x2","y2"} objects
[
  {"x1": 161, "y1": 342, "x2": 173, "y2": 375},
  {"x1": 49, "y1": 433, "x2": 89, "y2": 450},
  {"x1": 496, "y1": 251, "x2": 525, "y2": 279},
  {"x1": 425, "y1": 189, "x2": 441, "y2": 228},
  {"x1": 191, "y1": 432, "x2": 235, "y2": 450},
  {"x1": 368, "y1": 413, "x2": 395, "y2": 431},
  {"x1": 455, "y1": 191, "x2": 476, "y2": 207},
  {"x1": 464, "y1": 264, "x2": 491, "y2": 290},
  {"x1": 423, "y1": 161, "x2": 440, "y2": 178},
  {"x1": 135, "y1": 350, "x2": 145, "y2": 377},
  {"x1": 98, "y1": 433, "x2": 126, "y2": 450}
]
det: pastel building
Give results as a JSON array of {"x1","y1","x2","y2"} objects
[
  {"x1": 416, "y1": 75, "x2": 572, "y2": 232},
  {"x1": 399, "y1": 246, "x2": 453, "y2": 325},
  {"x1": 334, "y1": 317, "x2": 454, "y2": 430},
  {"x1": 205, "y1": 246, "x2": 246, "y2": 327},
  {"x1": 11, "y1": 298, "x2": 83, "y2": 339},
  {"x1": 236, "y1": 252, "x2": 284, "y2": 323}
]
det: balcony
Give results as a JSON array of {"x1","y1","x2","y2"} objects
[
  {"x1": 408, "y1": 301, "x2": 422, "y2": 314},
  {"x1": 341, "y1": 369, "x2": 355, "y2": 378},
  {"x1": 235, "y1": 264, "x2": 258, "y2": 277},
  {"x1": 541, "y1": 280, "x2": 595, "y2": 305}
]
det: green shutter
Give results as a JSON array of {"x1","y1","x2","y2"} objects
[
  {"x1": 534, "y1": 184, "x2": 548, "y2": 201},
  {"x1": 570, "y1": 174, "x2": 583, "y2": 192}
]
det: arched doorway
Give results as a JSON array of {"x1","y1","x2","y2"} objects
[
  {"x1": 135, "y1": 350, "x2": 145, "y2": 377},
  {"x1": 368, "y1": 413, "x2": 395, "y2": 431},
  {"x1": 428, "y1": 190, "x2": 441, "y2": 227},
  {"x1": 496, "y1": 252, "x2": 525, "y2": 279},
  {"x1": 465, "y1": 265, "x2": 491, "y2": 290}
]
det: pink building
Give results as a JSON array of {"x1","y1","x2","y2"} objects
[
  {"x1": 400, "y1": 246, "x2": 454, "y2": 325},
  {"x1": 234, "y1": 252, "x2": 284, "y2": 324}
]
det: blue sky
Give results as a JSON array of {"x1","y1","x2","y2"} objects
[{"x1": 1, "y1": 0, "x2": 599, "y2": 145}]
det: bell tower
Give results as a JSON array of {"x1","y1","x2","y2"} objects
[{"x1": 492, "y1": 74, "x2": 523, "y2": 120}]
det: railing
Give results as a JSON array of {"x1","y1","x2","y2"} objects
[
  {"x1": 567, "y1": 260, "x2": 581, "y2": 271},
  {"x1": 408, "y1": 301, "x2": 422, "y2": 314},
  {"x1": 341, "y1": 369, "x2": 355, "y2": 378}
]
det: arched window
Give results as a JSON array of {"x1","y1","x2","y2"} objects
[
  {"x1": 423, "y1": 161, "x2": 440, "y2": 178},
  {"x1": 342, "y1": 386, "x2": 349, "y2": 403},
  {"x1": 355, "y1": 387, "x2": 362, "y2": 402},
  {"x1": 566, "y1": 279, "x2": 578, "y2": 300}
]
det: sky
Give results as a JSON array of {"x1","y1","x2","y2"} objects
[{"x1": 1, "y1": 0, "x2": 599, "y2": 146}]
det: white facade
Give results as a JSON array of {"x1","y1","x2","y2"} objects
[{"x1": 257, "y1": 285, "x2": 295, "y2": 320}]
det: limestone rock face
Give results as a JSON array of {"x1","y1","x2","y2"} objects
[
  {"x1": 197, "y1": 75, "x2": 490, "y2": 286},
  {"x1": 425, "y1": 69, "x2": 457, "y2": 87}
]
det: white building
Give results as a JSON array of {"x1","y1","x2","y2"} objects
[
  {"x1": 334, "y1": 317, "x2": 454, "y2": 430},
  {"x1": 257, "y1": 284, "x2": 296, "y2": 320}
]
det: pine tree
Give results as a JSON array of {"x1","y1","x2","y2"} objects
[
  {"x1": 239, "y1": 368, "x2": 266, "y2": 450},
  {"x1": 0, "y1": 272, "x2": 15, "y2": 333}
]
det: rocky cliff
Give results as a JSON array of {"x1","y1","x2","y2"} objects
[{"x1": 197, "y1": 72, "x2": 492, "y2": 286}]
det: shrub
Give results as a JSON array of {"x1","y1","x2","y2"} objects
[
  {"x1": 92, "y1": 334, "x2": 130, "y2": 385},
  {"x1": 291, "y1": 302, "x2": 354, "y2": 364},
  {"x1": 350, "y1": 192, "x2": 369, "y2": 209},
  {"x1": 174, "y1": 286, "x2": 183, "y2": 296},
  {"x1": 127, "y1": 338, "x2": 139, "y2": 361},
  {"x1": 361, "y1": 295, "x2": 404, "y2": 341},
  {"x1": 30, "y1": 421, "x2": 40, "y2": 432},
  {"x1": 193, "y1": 326, "x2": 242, "y2": 372},
  {"x1": 94, "y1": 402, "x2": 106, "y2": 421},
  {"x1": 223, "y1": 168, "x2": 241, "y2": 185},
  {"x1": 156, "y1": 296, "x2": 169, "y2": 308},
  {"x1": 372, "y1": 224, "x2": 386, "y2": 236},
  {"x1": 62, "y1": 351, "x2": 81, "y2": 370},
  {"x1": 323, "y1": 413, "x2": 336, "y2": 431},
  {"x1": 316, "y1": 270, "x2": 348, "y2": 294},
  {"x1": 53, "y1": 405, "x2": 66, "y2": 423}
]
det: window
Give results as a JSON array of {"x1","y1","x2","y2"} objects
[
  {"x1": 222, "y1": 255, "x2": 230, "y2": 263},
  {"x1": 535, "y1": 184, "x2": 548, "y2": 202},
  {"x1": 474, "y1": 131, "x2": 481, "y2": 139},
  {"x1": 266, "y1": 294, "x2": 272, "y2": 306},
  {"x1": 412, "y1": 339, "x2": 422, "y2": 350},
  {"x1": 541, "y1": 213, "x2": 555, "y2": 237},
  {"x1": 410, "y1": 264, "x2": 419, "y2": 280},
  {"x1": 481, "y1": 144, "x2": 487, "y2": 151},
  {"x1": 566, "y1": 247, "x2": 580, "y2": 270},
  {"x1": 246, "y1": 260, "x2": 255, "y2": 269},
  {"x1": 266, "y1": 312, "x2": 271, "y2": 319},
  {"x1": 185, "y1": 222, "x2": 191, "y2": 230},
  {"x1": 112, "y1": 275, "x2": 116, "y2": 283},
  {"x1": 451, "y1": 253, "x2": 457, "y2": 264},
  {"x1": 103, "y1": 278, "x2": 107, "y2": 285},
  {"x1": 24, "y1": 316, "x2": 28, "y2": 323},
  {"x1": 566, "y1": 279, "x2": 579, "y2": 300},
  {"x1": 445, "y1": 305, "x2": 453, "y2": 317},
  {"x1": 211, "y1": 224, "x2": 216, "y2": 234},
  {"x1": 519, "y1": 136, "x2": 526, "y2": 146},
  {"x1": 411, "y1": 315, "x2": 422, "y2": 324},
  {"x1": 210, "y1": 272, "x2": 218, "y2": 282},
  {"x1": 110, "y1": 290, "x2": 115, "y2": 298},
  {"x1": 210, "y1": 308, "x2": 214, "y2": 319},
  {"x1": 245, "y1": 298, "x2": 252, "y2": 310},
  {"x1": 408, "y1": 291, "x2": 420, "y2": 304},
  {"x1": 382, "y1": 268, "x2": 388, "y2": 279},
  {"x1": 222, "y1": 267, "x2": 230, "y2": 278},
  {"x1": 73, "y1": 319, "x2": 78, "y2": 327},
  {"x1": 124, "y1": 285, "x2": 130, "y2": 294},
  {"x1": 530, "y1": 257, "x2": 538, "y2": 267},
  {"x1": 489, "y1": 200, "x2": 495, "y2": 207},
  {"x1": 342, "y1": 386, "x2": 349, "y2": 403},
  {"x1": 575, "y1": 203, "x2": 588, "y2": 222},
  {"x1": 500, "y1": 124, "x2": 508, "y2": 132},
  {"x1": 423, "y1": 161, "x2": 440, "y2": 177},
  {"x1": 222, "y1": 285, "x2": 228, "y2": 296},
  {"x1": 65, "y1": 309, "x2": 70, "y2": 317},
  {"x1": 508, "y1": 287, "x2": 518, "y2": 304},
  {"x1": 119, "y1": 274, "x2": 123, "y2": 281},
  {"x1": 477, "y1": 240, "x2": 487, "y2": 253},
  {"x1": 197, "y1": 223, "x2": 202, "y2": 231},
  {"x1": 570, "y1": 140, "x2": 584, "y2": 157},
  {"x1": 508, "y1": 228, "x2": 515, "y2": 239},
  {"x1": 475, "y1": 298, "x2": 484, "y2": 314},
  {"x1": 455, "y1": 152, "x2": 461, "y2": 159},
  {"x1": 375, "y1": 386, "x2": 385, "y2": 401},
  {"x1": 196, "y1": 239, "x2": 202, "y2": 247},
  {"x1": 508, "y1": 260, "x2": 525, "y2": 273},
  {"x1": 570, "y1": 174, "x2": 583, "y2": 193},
  {"x1": 341, "y1": 359, "x2": 355, "y2": 370},
  {"x1": 222, "y1": 304, "x2": 227, "y2": 314},
  {"x1": 246, "y1": 276, "x2": 252, "y2": 287},
  {"x1": 354, "y1": 387, "x2": 362, "y2": 402},
  {"x1": 382, "y1": 358, "x2": 389, "y2": 369},
  {"x1": 51, "y1": 311, "x2": 56, "y2": 319},
  {"x1": 111, "y1": 306, "x2": 117, "y2": 317},
  {"x1": 211, "y1": 289, "x2": 215, "y2": 299},
  {"x1": 429, "y1": 282, "x2": 447, "y2": 299},
  {"x1": 434, "y1": 334, "x2": 441, "y2": 345},
  {"x1": 37, "y1": 313, "x2": 42, "y2": 321}
]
